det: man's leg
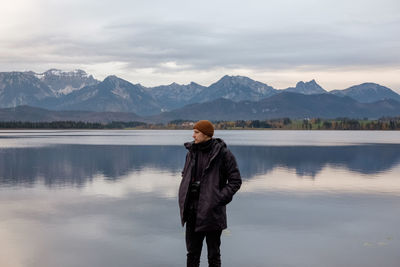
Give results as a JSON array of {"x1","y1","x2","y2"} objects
[
  {"x1": 185, "y1": 214, "x2": 205, "y2": 267},
  {"x1": 205, "y1": 230, "x2": 222, "y2": 267}
]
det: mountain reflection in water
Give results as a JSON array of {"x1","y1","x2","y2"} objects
[{"x1": 1, "y1": 144, "x2": 400, "y2": 187}]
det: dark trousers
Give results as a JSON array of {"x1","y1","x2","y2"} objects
[{"x1": 185, "y1": 211, "x2": 222, "y2": 267}]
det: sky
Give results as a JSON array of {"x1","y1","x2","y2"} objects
[{"x1": 1, "y1": 0, "x2": 399, "y2": 91}]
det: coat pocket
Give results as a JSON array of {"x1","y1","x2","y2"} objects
[{"x1": 213, "y1": 188, "x2": 225, "y2": 206}]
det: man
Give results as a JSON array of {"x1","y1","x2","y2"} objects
[{"x1": 179, "y1": 120, "x2": 242, "y2": 267}]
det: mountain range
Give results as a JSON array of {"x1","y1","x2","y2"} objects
[
  {"x1": 150, "y1": 92, "x2": 400, "y2": 122},
  {"x1": 0, "y1": 69, "x2": 400, "y2": 122}
]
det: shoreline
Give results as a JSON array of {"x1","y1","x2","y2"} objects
[{"x1": 0, "y1": 117, "x2": 399, "y2": 130}]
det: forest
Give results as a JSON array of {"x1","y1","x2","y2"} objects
[{"x1": 1, "y1": 117, "x2": 399, "y2": 130}]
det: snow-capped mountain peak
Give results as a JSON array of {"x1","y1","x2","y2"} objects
[{"x1": 30, "y1": 69, "x2": 100, "y2": 96}]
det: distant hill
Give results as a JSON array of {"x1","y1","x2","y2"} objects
[
  {"x1": 2, "y1": 92, "x2": 400, "y2": 123},
  {"x1": 151, "y1": 92, "x2": 400, "y2": 122},
  {"x1": 330, "y1": 83, "x2": 400, "y2": 103},
  {"x1": 0, "y1": 105, "x2": 145, "y2": 123},
  {"x1": 283, "y1": 80, "x2": 326, "y2": 95},
  {"x1": 194, "y1": 75, "x2": 278, "y2": 103},
  {"x1": 0, "y1": 72, "x2": 54, "y2": 107},
  {"x1": 42, "y1": 75, "x2": 161, "y2": 116},
  {"x1": 145, "y1": 82, "x2": 206, "y2": 111},
  {"x1": 30, "y1": 69, "x2": 100, "y2": 96}
]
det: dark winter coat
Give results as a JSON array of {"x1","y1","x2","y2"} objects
[{"x1": 178, "y1": 138, "x2": 242, "y2": 232}]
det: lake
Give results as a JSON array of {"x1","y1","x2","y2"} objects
[{"x1": 1, "y1": 130, "x2": 400, "y2": 267}]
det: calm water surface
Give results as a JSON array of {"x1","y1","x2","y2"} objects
[{"x1": 1, "y1": 130, "x2": 400, "y2": 267}]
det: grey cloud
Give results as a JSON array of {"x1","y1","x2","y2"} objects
[
  {"x1": 1, "y1": 19, "x2": 399, "y2": 75},
  {"x1": 1, "y1": 0, "x2": 399, "y2": 86},
  {"x1": 94, "y1": 20, "x2": 400, "y2": 70}
]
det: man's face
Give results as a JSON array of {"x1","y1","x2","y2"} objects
[{"x1": 193, "y1": 129, "x2": 210, "y2": 144}]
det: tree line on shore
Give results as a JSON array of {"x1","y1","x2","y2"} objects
[
  {"x1": 0, "y1": 117, "x2": 399, "y2": 130},
  {"x1": 170, "y1": 117, "x2": 400, "y2": 130},
  {"x1": 0, "y1": 121, "x2": 146, "y2": 129}
]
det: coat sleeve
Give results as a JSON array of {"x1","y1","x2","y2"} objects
[
  {"x1": 219, "y1": 148, "x2": 242, "y2": 205},
  {"x1": 181, "y1": 152, "x2": 190, "y2": 177}
]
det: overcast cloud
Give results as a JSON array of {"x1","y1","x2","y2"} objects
[{"x1": 1, "y1": 0, "x2": 399, "y2": 91}]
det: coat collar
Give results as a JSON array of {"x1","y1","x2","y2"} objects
[
  {"x1": 184, "y1": 138, "x2": 226, "y2": 152},
  {"x1": 184, "y1": 138, "x2": 227, "y2": 170}
]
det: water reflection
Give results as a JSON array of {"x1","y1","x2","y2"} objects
[
  {"x1": 1, "y1": 132, "x2": 400, "y2": 267},
  {"x1": 0, "y1": 187, "x2": 185, "y2": 267},
  {"x1": 1, "y1": 144, "x2": 400, "y2": 187},
  {"x1": 0, "y1": 145, "x2": 186, "y2": 187},
  {"x1": 231, "y1": 145, "x2": 400, "y2": 178}
]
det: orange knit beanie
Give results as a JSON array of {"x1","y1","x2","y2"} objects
[{"x1": 193, "y1": 120, "x2": 214, "y2": 137}]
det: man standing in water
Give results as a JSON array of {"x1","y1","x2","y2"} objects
[{"x1": 179, "y1": 120, "x2": 242, "y2": 267}]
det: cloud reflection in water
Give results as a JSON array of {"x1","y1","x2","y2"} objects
[{"x1": 1, "y1": 135, "x2": 400, "y2": 267}]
